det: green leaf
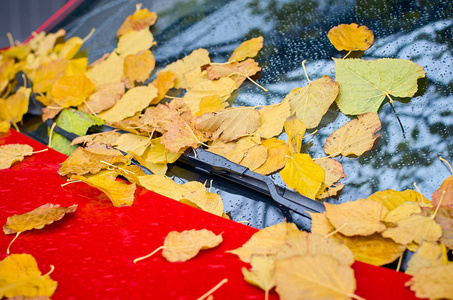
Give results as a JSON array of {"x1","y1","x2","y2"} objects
[
  {"x1": 50, "y1": 108, "x2": 104, "y2": 155},
  {"x1": 334, "y1": 58, "x2": 425, "y2": 115}
]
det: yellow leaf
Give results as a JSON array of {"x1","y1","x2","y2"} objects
[
  {"x1": 325, "y1": 199, "x2": 388, "y2": 236},
  {"x1": 57, "y1": 145, "x2": 128, "y2": 176},
  {"x1": 324, "y1": 112, "x2": 381, "y2": 157},
  {"x1": 276, "y1": 230, "x2": 355, "y2": 266},
  {"x1": 160, "y1": 48, "x2": 211, "y2": 89},
  {"x1": 328, "y1": 23, "x2": 374, "y2": 51},
  {"x1": 228, "y1": 222, "x2": 299, "y2": 263},
  {"x1": 253, "y1": 138, "x2": 290, "y2": 175},
  {"x1": 117, "y1": 6, "x2": 157, "y2": 37},
  {"x1": 0, "y1": 254, "x2": 57, "y2": 298},
  {"x1": 58, "y1": 36, "x2": 83, "y2": 60},
  {"x1": 255, "y1": 98, "x2": 291, "y2": 139},
  {"x1": 0, "y1": 120, "x2": 10, "y2": 133},
  {"x1": 98, "y1": 85, "x2": 158, "y2": 123},
  {"x1": 33, "y1": 59, "x2": 67, "y2": 94},
  {"x1": 72, "y1": 172, "x2": 136, "y2": 207},
  {"x1": 367, "y1": 189, "x2": 430, "y2": 212},
  {"x1": 406, "y1": 242, "x2": 448, "y2": 275},
  {"x1": 86, "y1": 52, "x2": 124, "y2": 86},
  {"x1": 78, "y1": 82, "x2": 126, "y2": 114},
  {"x1": 284, "y1": 115, "x2": 306, "y2": 156},
  {"x1": 382, "y1": 214, "x2": 443, "y2": 245},
  {"x1": 51, "y1": 75, "x2": 95, "y2": 108},
  {"x1": 0, "y1": 87, "x2": 31, "y2": 125},
  {"x1": 315, "y1": 158, "x2": 346, "y2": 199},
  {"x1": 196, "y1": 95, "x2": 228, "y2": 116},
  {"x1": 138, "y1": 174, "x2": 188, "y2": 200},
  {"x1": 116, "y1": 28, "x2": 154, "y2": 57},
  {"x1": 206, "y1": 58, "x2": 261, "y2": 80},
  {"x1": 123, "y1": 50, "x2": 155, "y2": 87},
  {"x1": 384, "y1": 202, "x2": 423, "y2": 224},
  {"x1": 309, "y1": 212, "x2": 335, "y2": 236},
  {"x1": 406, "y1": 263, "x2": 453, "y2": 300},
  {"x1": 34, "y1": 29, "x2": 66, "y2": 56},
  {"x1": 195, "y1": 106, "x2": 260, "y2": 142},
  {"x1": 162, "y1": 229, "x2": 223, "y2": 262},
  {"x1": 0, "y1": 144, "x2": 34, "y2": 170},
  {"x1": 274, "y1": 255, "x2": 356, "y2": 300},
  {"x1": 211, "y1": 136, "x2": 265, "y2": 169},
  {"x1": 113, "y1": 133, "x2": 150, "y2": 156},
  {"x1": 3, "y1": 203, "x2": 77, "y2": 234},
  {"x1": 150, "y1": 71, "x2": 176, "y2": 104},
  {"x1": 1, "y1": 43, "x2": 31, "y2": 60},
  {"x1": 287, "y1": 76, "x2": 339, "y2": 129},
  {"x1": 279, "y1": 153, "x2": 325, "y2": 199},
  {"x1": 180, "y1": 181, "x2": 224, "y2": 216},
  {"x1": 65, "y1": 57, "x2": 88, "y2": 76},
  {"x1": 242, "y1": 255, "x2": 275, "y2": 296},
  {"x1": 229, "y1": 36, "x2": 263, "y2": 62},
  {"x1": 140, "y1": 137, "x2": 181, "y2": 164}
]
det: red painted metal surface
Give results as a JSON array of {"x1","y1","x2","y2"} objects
[{"x1": 0, "y1": 130, "x2": 419, "y2": 299}]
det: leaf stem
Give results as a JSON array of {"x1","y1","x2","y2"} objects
[
  {"x1": 396, "y1": 254, "x2": 403, "y2": 272},
  {"x1": 431, "y1": 190, "x2": 445, "y2": 220},
  {"x1": 48, "y1": 122, "x2": 57, "y2": 147},
  {"x1": 342, "y1": 50, "x2": 352, "y2": 59},
  {"x1": 6, "y1": 232, "x2": 21, "y2": 254},
  {"x1": 6, "y1": 32, "x2": 14, "y2": 47},
  {"x1": 348, "y1": 293, "x2": 367, "y2": 300},
  {"x1": 413, "y1": 182, "x2": 425, "y2": 205},
  {"x1": 82, "y1": 28, "x2": 96, "y2": 43},
  {"x1": 302, "y1": 60, "x2": 311, "y2": 83},
  {"x1": 43, "y1": 265, "x2": 55, "y2": 277},
  {"x1": 196, "y1": 278, "x2": 228, "y2": 300},
  {"x1": 388, "y1": 101, "x2": 406, "y2": 139},
  {"x1": 133, "y1": 246, "x2": 164, "y2": 263},
  {"x1": 325, "y1": 223, "x2": 347, "y2": 238},
  {"x1": 439, "y1": 157, "x2": 453, "y2": 174}
]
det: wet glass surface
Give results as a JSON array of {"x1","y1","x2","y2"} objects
[{"x1": 30, "y1": 0, "x2": 453, "y2": 229}]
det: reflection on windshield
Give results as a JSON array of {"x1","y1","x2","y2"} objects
[{"x1": 64, "y1": 0, "x2": 452, "y2": 228}]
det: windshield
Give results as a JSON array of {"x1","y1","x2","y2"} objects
[{"x1": 29, "y1": 0, "x2": 453, "y2": 229}]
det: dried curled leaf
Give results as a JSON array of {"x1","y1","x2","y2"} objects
[
  {"x1": 324, "y1": 113, "x2": 381, "y2": 157},
  {"x1": 162, "y1": 229, "x2": 223, "y2": 262},
  {"x1": 0, "y1": 144, "x2": 34, "y2": 170},
  {"x1": 3, "y1": 203, "x2": 77, "y2": 234},
  {"x1": 328, "y1": 23, "x2": 374, "y2": 51},
  {"x1": 0, "y1": 254, "x2": 57, "y2": 298},
  {"x1": 405, "y1": 263, "x2": 453, "y2": 300},
  {"x1": 274, "y1": 255, "x2": 357, "y2": 300}
]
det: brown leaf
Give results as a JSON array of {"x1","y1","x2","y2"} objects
[
  {"x1": 324, "y1": 112, "x2": 381, "y2": 157},
  {"x1": 70, "y1": 131, "x2": 121, "y2": 147},
  {"x1": 434, "y1": 206, "x2": 453, "y2": 249},
  {"x1": 328, "y1": 23, "x2": 374, "y2": 51},
  {"x1": 0, "y1": 144, "x2": 34, "y2": 170},
  {"x1": 3, "y1": 203, "x2": 77, "y2": 234},
  {"x1": 432, "y1": 175, "x2": 453, "y2": 209}
]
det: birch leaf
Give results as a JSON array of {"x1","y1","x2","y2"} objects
[
  {"x1": 255, "y1": 98, "x2": 291, "y2": 139},
  {"x1": 334, "y1": 58, "x2": 426, "y2": 115},
  {"x1": 368, "y1": 189, "x2": 431, "y2": 212},
  {"x1": 137, "y1": 174, "x2": 189, "y2": 200},
  {"x1": 116, "y1": 28, "x2": 154, "y2": 57},
  {"x1": 328, "y1": 23, "x2": 374, "y2": 51},
  {"x1": 197, "y1": 95, "x2": 228, "y2": 116},
  {"x1": 287, "y1": 76, "x2": 339, "y2": 129},
  {"x1": 315, "y1": 158, "x2": 346, "y2": 199},
  {"x1": 78, "y1": 82, "x2": 126, "y2": 114},
  {"x1": 382, "y1": 214, "x2": 443, "y2": 245},
  {"x1": 324, "y1": 112, "x2": 381, "y2": 157},
  {"x1": 284, "y1": 115, "x2": 306, "y2": 156},
  {"x1": 180, "y1": 181, "x2": 224, "y2": 217},
  {"x1": 406, "y1": 242, "x2": 447, "y2": 275},
  {"x1": 242, "y1": 255, "x2": 275, "y2": 296},
  {"x1": 113, "y1": 133, "x2": 150, "y2": 156},
  {"x1": 150, "y1": 71, "x2": 176, "y2": 104},
  {"x1": 229, "y1": 36, "x2": 263, "y2": 62},
  {"x1": 206, "y1": 58, "x2": 261, "y2": 80},
  {"x1": 51, "y1": 75, "x2": 95, "y2": 108},
  {"x1": 279, "y1": 153, "x2": 325, "y2": 199},
  {"x1": 123, "y1": 50, "x2": 155, "y2": 88},
  {"x1": 0, "y1": 87, "x2": 31, "y2": 125},
  {"x1": 0, "y1": 144, "x2": 34, "y2": 170},
  {"x1": 0, "y1": 254, "x2": 57, "y2": 298},
  {"x1": 117, "y1": 6, "x2": 157, "y2": 37},
  {"x1": 86, "y1": 52, "x2": 124, "y2": 86},
  {"x1": 253, "y1": 138, "x2": 290, "y2": 175},
  {"x1": 434, "y1": 207, "x2": 453, "y2": 249},
  {"x1": 406, "y1": 263, "x2": 453, "y2": 300},
  {"x1": 432, "y1": 175, "x2": 453, "y2": 209}
]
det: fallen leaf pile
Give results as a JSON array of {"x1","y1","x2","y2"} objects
[{"x1": 1, "y1": 4, "x2": 452, "y2": 299}]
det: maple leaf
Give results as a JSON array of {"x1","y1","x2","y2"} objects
[
  {"x1": 406, "y1": 241, "x2": 447, "y2": 275},
  {"x1": 160, "y1": 48, "x2": 211, "y2": 89},
  {"x1": 367, "y1": 189, "x2": 430, "y2": 212},
  {"x1": 284, "y1": 115, "x2": 306, "y2": 156},
  {"x1": 4, "y1": 203, "x2": 77, "y2": 235},
  {"x1": 405, "y1": 263, "x2": 453, "y2": 300},
  {"x1": 314, "y1": 158, "x2": 346, "y2": 199},
  {"x1": 253, "y1": 138, "x2": 290, "y2": 175},
  {"x1": 116, "y1": 28, "x2": 154, "y2": 58},
  {"x1": 86, "y1": 52, "x2": 124, "y2": 86},
  {"x1": 123, "y1": 50, "x2": 155, "y2": 88},
  {"x1": 78, "y1": 82, "x2": 126, "y2": 114},
  {"x1": 58, "y1": 145, "x2": 128, "y2": 176},
  {"x1": 0, "y1": 87, "x2": 31, "y2": 126},
  {"x1": 432, "y1": 175, "x2": 453, "y2": 209},
  {"x1": 328, "y1": 23, "x2": 374, "y2": 52},
  {"x1": 274, "y1": 255, "x2": 357, "y2": 300},
  {"x1": 325, "y1": 199, "x2": 388, "y2": 236},
  {"x1": 242, "y1": 255, "x2": 275, "y2": 299},
  {"x1": 434, "y1": 207, "x2": 453, "y2": 249},
  {"x1": 0, "y1": 144, "x2": 34, "y2": 170},
  {"x1": 324, "y1": 113, "x2": 381, "y2": 157},
  {"x1": 255, "y1": 98, "x2": 291, "y2": 139},
  {"x1": 229, "y1": 36, "x2": 263, "y2": 62},
  {"x1": 334, "y1": 58, "x2": 426, "y2": 115},
  {"x1": 98, "y1": 84, "x2": 158, "y2": 123},
  {"x1": 382, "y1": 214, "x2": 442, "y2": 245},
  {"x1": 117, "y1": 5, "x2": 157, "y2": 37},
  {"x1": 286, "y1": 75, "x2": 339, "y2": 129},
  {"x1": 194, "y1": 106, "x2": 260, "y2": 142},
  {"x1": 279, "y1": 153, "x2": 325, "y2": 199},
  {"x1": 0, "y1": 254, "x2": 57, "y2": 298},
  {"x1": 150, "y1": 71, "x2": 176, "y2": 104},
  {"x1": 228, "y1": 222, "x2": 299, "y2": 263},
  {"x1": 72, "y1": 171, "x2": 136, "y2": 207},
  {"x1": 134, "y1": 229, "x2": 223, "y2": 263},
  {"x1": 51, "y1": 74, "x2": 95, "y2": 108}
]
